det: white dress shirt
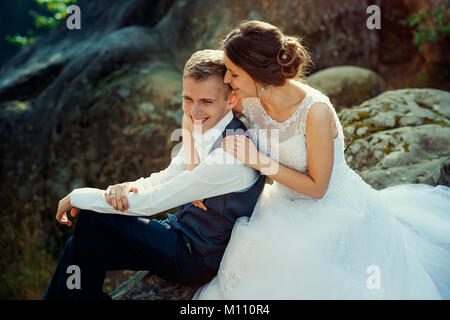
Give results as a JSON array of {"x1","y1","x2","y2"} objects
[{"x1": 70, "y1": 111, "x2": 260, "y2": 216}]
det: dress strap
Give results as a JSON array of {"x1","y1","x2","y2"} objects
[{"x1": 297, "y1": 92, "x2": 345, "y2": 147}]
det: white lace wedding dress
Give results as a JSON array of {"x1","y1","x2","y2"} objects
[{"x1": 193, "y1": 83, "x2": 450, "y2": 299}]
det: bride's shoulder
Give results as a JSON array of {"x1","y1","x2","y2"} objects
[
  {"x1": 297, "y1": 87, "x2": 336, "y2": 135},
  {"x1": 305, "y1": 102, "x2": 333, "y2": 123},
  {"x1": 295, "y1": 82, "x2": 334, "y2": 114}
]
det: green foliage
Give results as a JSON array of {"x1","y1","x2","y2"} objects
[
  {"x1": 0, "y1": 215, "x2": 57, "y2": 299},
  {"x1": 5, "y1": 35, "x2": 36, "y2": 47},
  {"x1": 5, "y1": 0, "x2": 77, "y2": 47},
  {"x1": 32, "y1": 0, "x2": 77, "y2": 28},
  {"x1": 405, "y1": 6, "x2": 450, "y2": 51}
]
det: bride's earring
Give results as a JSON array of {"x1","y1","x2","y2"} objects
[{"x1": 261, "y1": 86, "x2": 267, "y2": 94}]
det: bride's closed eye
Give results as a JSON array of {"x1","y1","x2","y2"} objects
[{"x1": 226, "y1": 68, "x2": 237, "y2": 78}]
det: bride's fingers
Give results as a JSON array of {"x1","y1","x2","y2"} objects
[
  {"x1": 115, "y1": 189, "x2": 124, "y2": 211},
  {"x1": 223, "y1": 138, "x2": 237, "y2": 150},
  {"x1": 221, "y1": 140, "x2": 233, "y2": 154},
  {"x1": 111, "y1": 189, "x2": 118, "y2": 210},
  {"x1": 105, "y1": 191, "x2": 112, "y2": 205},
  {"x1": 198, "y1": 200, "x2": 207, "y2": 211},
  {"x1": 192, "y1": 200, "x2": 207, "y2": 211},
  {"x1": 223, "y1": 136, "x2": 237, "y2": 147},
  {"x1": 105, "y1": 187, "x2": 112, "y2": 205},
  {"x1": 223, "y1": 139, "x2": 245, "y2": 163}
]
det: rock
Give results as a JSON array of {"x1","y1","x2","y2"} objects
[
  {"x1": 340, "y1": 88, "x2": 450, "y2": 189},
  {"x1": 221, "y1": 0, "x2": 379, "y2": 70},
  {"x1": 110, "y1": 271, "x2": 200, "y2": 300},
  {"x1": 307, "y1": 66, "x2": 385, "y2": 111}
]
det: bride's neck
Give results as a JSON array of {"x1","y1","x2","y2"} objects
[{"x1": 260, "y1": 80, "x2": 305, "y2": 114}]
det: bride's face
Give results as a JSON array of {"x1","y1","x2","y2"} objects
[{"x1": 224, "y1": 54, "x2": 260, "y2": 100}]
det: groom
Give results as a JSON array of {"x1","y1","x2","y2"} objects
[{"x1": 43, "y1": 50, "x2": 266, "y2": 300}]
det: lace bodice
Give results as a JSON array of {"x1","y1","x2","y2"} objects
[{"x1": 241, "y1": 82, "x2": 350, "y2": 201}]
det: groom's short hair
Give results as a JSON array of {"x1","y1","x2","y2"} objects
[{"x1": 183, "y1": 50, "x2": 231, "y2": 98}]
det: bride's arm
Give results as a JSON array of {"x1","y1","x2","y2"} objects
[
  {"x1": 182, "y1": 114, "x2": 208, "y2": 210},
  {"x1": 223, "y1": 103, "x2": 334, "y2": 199},
  {"x1": 182, "y1": 114, "x2": 200, "y2": 171},
  {"x1": 259, "y1": 103, "x2": 334, "y2": 199}
]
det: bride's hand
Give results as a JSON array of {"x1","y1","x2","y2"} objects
[
  {"x1": 222, "y1": 135, "x2": 261, "y2": 170},
  {"x1": 191, "y1": 199, "x2": 207, "y2": 211}
]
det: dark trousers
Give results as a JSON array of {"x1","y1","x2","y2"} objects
[{"x1": 43, "y1": 210, "x2": 217, "y2": 300}]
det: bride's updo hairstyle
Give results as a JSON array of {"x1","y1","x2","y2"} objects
[{"x1": 222, "y1": 20, "x2": 312, "y2": 87}]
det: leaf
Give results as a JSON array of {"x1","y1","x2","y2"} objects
[
  {"x1": 408, "y1": 15, "x2": 422, "y2": 26},
  {"x1": 413, "y1": 32, "x2": 423, "y2": 45},
  {"x1": 427, "y1": 32, "x2": 438, "y2": 42}
]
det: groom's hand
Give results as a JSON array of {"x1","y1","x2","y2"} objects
[
  {"x1": 55, "y1": 193, "x2": 79, "y2": 227},
  {"x1": 104, "y1": 183, "x2": 139, "y2": 212}
]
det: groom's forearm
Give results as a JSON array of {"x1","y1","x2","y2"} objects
[
  {"x1": 135, "y1": 149, "x2": 260, "y2": 213},
  {"x1": 70, "y1": 148, "x2": 259, "y2": 216},
  {"x1": 70, "y1": 187, "x2": 166, "y2": 216}
]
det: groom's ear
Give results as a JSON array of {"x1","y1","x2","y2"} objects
[{"x1": 227, "y1": 92, "x2": 238, "y2": 109}]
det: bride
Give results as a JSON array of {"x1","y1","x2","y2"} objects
[{"x1": 182, "y1": 20, "x2": 450, "y2": 299}]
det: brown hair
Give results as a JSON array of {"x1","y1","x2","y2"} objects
[
  {"x1": 183, "y1": 49, "x2": 231, "y2": 98},
  {"x1": 183, "y1": 49, "x2": 227, "y2": 80},
  {"x1": 222, "y1": 20, "x2": 312, "y2": 87}
]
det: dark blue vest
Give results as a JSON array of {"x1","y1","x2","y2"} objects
[{"x1": 168, "y1": 116, "x2": 266, "y2": 269}]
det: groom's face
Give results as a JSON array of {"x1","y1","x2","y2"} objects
[{"x1": 182, "y1": 76, "x2": 233, "y2": 133}]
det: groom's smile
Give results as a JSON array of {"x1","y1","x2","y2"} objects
[{"x1": 191, "y1": 116, "x2": 210, "y2": 128}]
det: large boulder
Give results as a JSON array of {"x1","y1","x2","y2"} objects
[
  {"x1": 340, "y1": 88, "x2": 450, "y2": 190},
  {"x1": 307, "y1": 66, "x2": 385, "y2": 112}
]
